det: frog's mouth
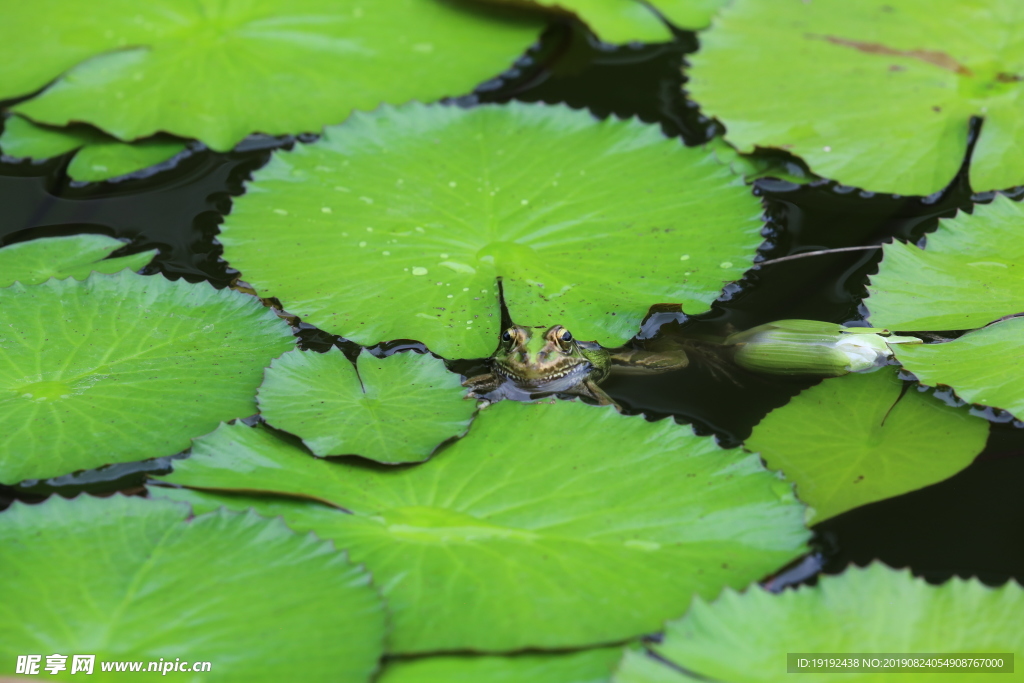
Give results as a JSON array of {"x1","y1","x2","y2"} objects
[{"x1": 494, "y1": 360, "x2": 592, "y2": 391}]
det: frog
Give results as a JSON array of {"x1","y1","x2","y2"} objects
[{"x1": 462, "y1": 324, "x2": 690, "y2": 407}]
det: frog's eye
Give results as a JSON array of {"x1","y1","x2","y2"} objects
[
  {"x1": 501, "y1": 329, "x2": 513, "y2": 342},
  {"x1": 560, "y1": 329, "x2": 573, "y2": 342}
]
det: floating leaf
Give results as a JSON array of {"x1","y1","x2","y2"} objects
[
  {"x1": 894, "y1": 317, "x2": 1024, "y2": 421},
  {"x1": 2, "y1": 1, "x2": 544, "y2": 151},
  {"x1": 477, "y1": 0, "x2": 727, "y2": 43},
  {"x1": 746, "y1": 368, "x2": 988, "y2": 523},
  {"x1": 1, "y1": 114, "x2": 104, "y2": 158},
  {"x1": 613, "y1": 649, "x2": 689, "y2": 682},
  {"x1": 866, "y1": 194, "x2": 1024, "y2": 331},
  {"x1": 616, "y1": 564, "x2": 1024, "y2": 682},
  {"x1": 0, "y1": 271, "x2": 294, "y2": 483},
  {"x1": 221, "y1": 102, "x2": 763, "y2": 358},
  {"x1": 154, "y1": 400, "x2": 808, "y2": 653},
  {"x1": 687, "y1": 0, "x2": 1024, "y2": 196},
  {"x1": 1, "y1": 115, "x2": 186, "y2": 182},
  {"x1": 378, "y1": 647, "x2": 624, "y2": 683},
  {"x1": 0, "y1": 494, "x2": 384, "y2": 683},
  {"x1": 0, "y1": 234, "x2": 156, "y2": 287},
  {"x1": 258, "y1": 348, "x2": 475, "y2": 463}
]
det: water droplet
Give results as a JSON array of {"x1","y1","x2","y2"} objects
[
  {"x1": 521, "y1": 199, "x2": 529, "y2": 206},
  {"x1": 382, "y1": 251, "x2": 391, "y2": 256},
  {"x1": 411, "y1": 267, "x2": 428, "y2": 276},
  {"x1": 448, "y1": 181, "x2": 457, "y2": 188},
  {"x1": 92, "y1": 164, "x2": 108, "y2": 172},
  {"x1": 360, "y1": 196, "x2": 374, "y2": 204},
  {"x1": 823, "y1": 146, "x2": 832, "y2": 152},
  {"x1": 359, "y1": 241, "x2": 367, "y2": 247},
  {"x1": 440, "y1": 261, "x2": 476, "y2": 275},
  {"x1": 321, "y1": 207, "x2": 332, "y2": 214},
  {"x1": 720, "y1": 261, "x2": 733, "y2": 268},
  {"x1": 366, "y1": 227, "x2": 373, "y2": 232},
  {"x1": 447, "y1": 294, "x2": 453, "y2": 299},
  {"x1": 462, "y1": 288, "x2": 469, "y2": 292},
  {"x1": 413, "y1": 42, "x2": 435, "y2": 53},
  {"x1": 334, "y1": 186, "x2": 350, "y2": 192},
  {"x1": 680, "y1": 254, "x2": 690, "y2": 261},
  {"x1": 273, "y1": 209, "x2": 288, "y2": 216},
  {"x1": 440, "y1": 253, "x2": 449, "y2": 258},
  {"x1": 684, "y1": 271, "x2": 692, "y2": 276},
  {"x1": 415, "y1": 227, "x2": 425, "y2": 233},
  {"x1": 341, "y1": 232, "x2": 349, "y2": 237}
]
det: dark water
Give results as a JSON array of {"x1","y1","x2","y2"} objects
[{"x1": 1, "y1": 22, "x2": 1021, "y2": 584}]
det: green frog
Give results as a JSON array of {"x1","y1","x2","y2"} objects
[
  {"x1": 462, "y1": 324, "x2": 689, "y2": 407},
  {"x1": 462, "y1": 318, "x2": 914, "y2": 408}
]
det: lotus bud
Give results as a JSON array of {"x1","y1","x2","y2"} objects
[{"x1": 726, "y1": 319, "x2": 921, "y2": 377}]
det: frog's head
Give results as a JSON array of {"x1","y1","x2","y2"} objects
[{"x1": 493, "y1": 324, "x2": 609, "y2": 390}]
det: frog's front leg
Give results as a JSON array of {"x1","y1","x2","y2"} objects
[
  {"x1": 462, "y1": 372, "x2": 502, "y2": 399},
  {"x1": 573, "y1": 378, "x2": 622, "y2": 411}
]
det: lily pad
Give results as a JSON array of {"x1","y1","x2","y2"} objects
[
  {"x1": 687, "y1": 0, "x2": 1024, "y2": 196},
  {"x1": 1, "y1": 115, "x2": 187, "y2": 183},
  {"x1": 153, "y1": 399, "x2": 809, "y2": 653},
  {"x1": 477, "y1": 0, "x2": 728, "y2": 43},
  {"x1": 378, "y1": 647, "x2": 624, "y2": 683},
  {"x1": 0, "y1": 494, "x2": 384, "y2": 683},
  {"x1": 221, "y1": 102, "x2": 763, "y2": 358},
  {"x1": 616, "y1": 564, "x2": 1024, "y2": 682},
  {"x1": 746, "y1": 367, "x2": 988, "y2": 523},
  {"x1": 894, "y1": 317, "x2": 1024, "y2": 421},
  {"x1": 0, "y1": 234, "x2": 157, "y2": 287},
  {"x1": 258, "y1": 348, "x2": 475, "y2": 463},
  {"x1": 2, "y1": 1, "x2": 545, "y2": 151},
  {"x1": 0, "y1": 271, "x2": 294, "y2": 483},
  {"x1": 866, "y1": 194, "x2": 1024, "y2": 331}
]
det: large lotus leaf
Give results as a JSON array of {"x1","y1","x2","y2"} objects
[
  {"x1": 0, "y1": 271, "x2": 294, "y2": 483},
  {"x1": 476, "y1": 0, "x2": 727, "y2": 43},
  {"x1": 0, "y1": 494, "x2": 384, "y2": 683},
  {"x1": 258, "y1": 348, "x2": 475, "y2": 463},
  {"x1": 893, "y1": 317, "x2": 1024, "y2": 421},
  {"x1": 221, "y1": 102, "x2": 763, "y2": 358},
  {"x1": 378, "y1": 647, "x2": 624, "y2": 683},
  {"x1": 746, "y1": 368, "x2": 988, "y2": 523},
  {"x1": 0, "y1": 234, "x2": 157, "y2": 287},
  {"x1": 614, "y1": 564, "x2": 1024, "y2": 682},
  {"x1": 687, "y1": 0, "x2": 1024, "y2": 196},
  {"x1": 154, "y1": 399, "x2": 809, "y2": 653},
  {"x1": 3, "y1": 0, "x2": 544, "y2": 152},
  {"x1": 866, "y1": 194, "x2": 1024, "y2": 331},
  {"x1": 1, "y1": 115, "x2": 186, "y2": 183}
]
